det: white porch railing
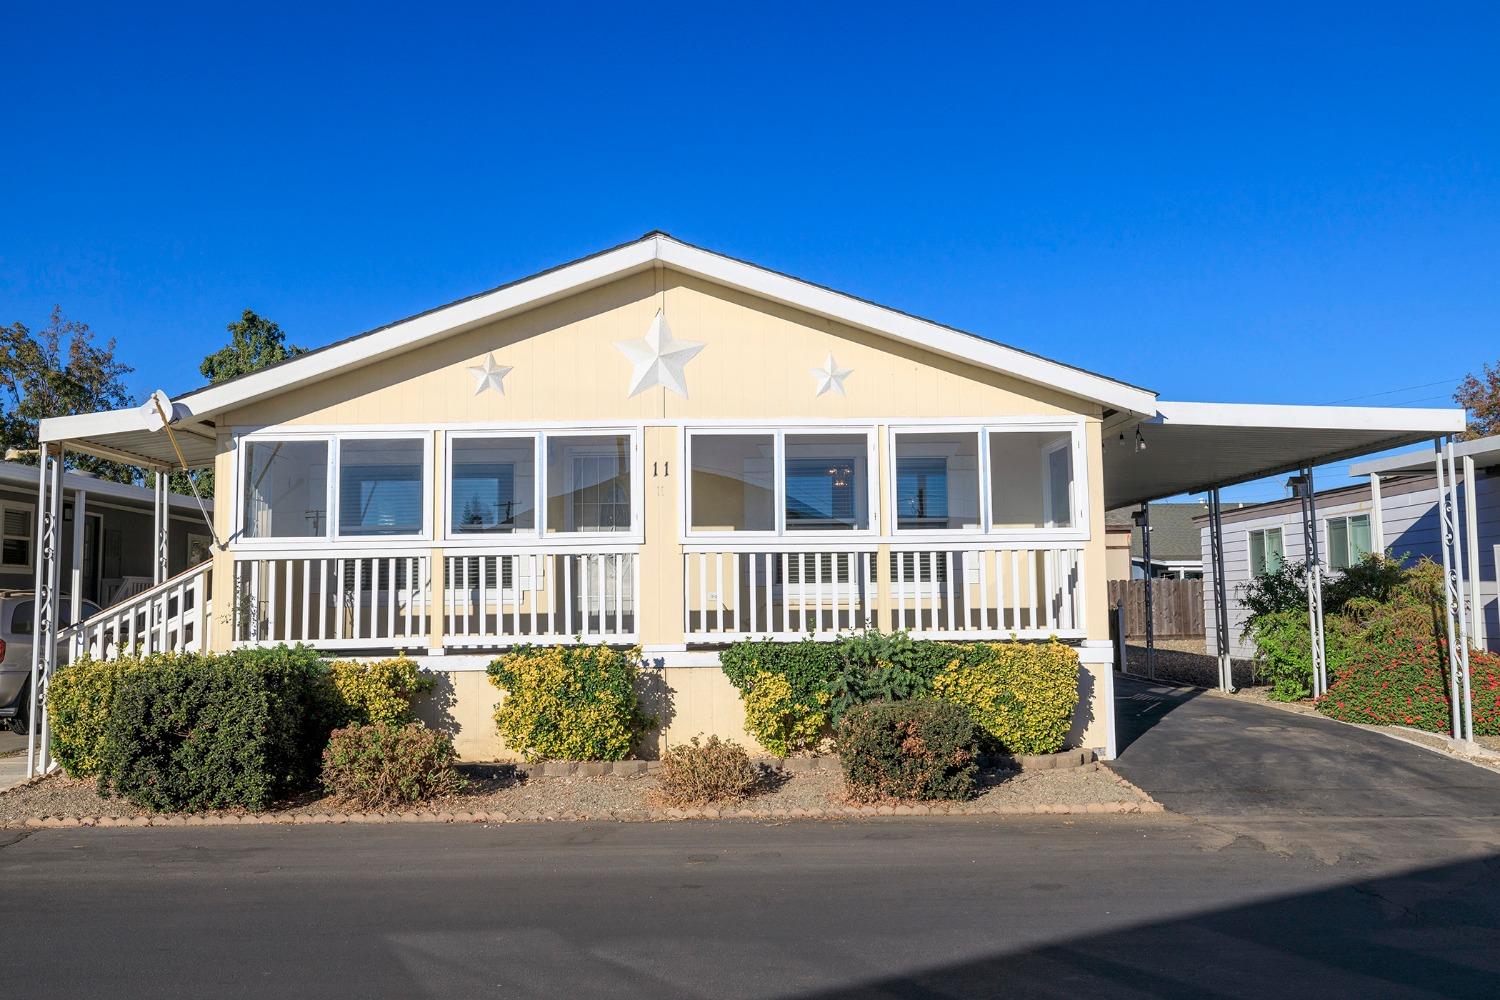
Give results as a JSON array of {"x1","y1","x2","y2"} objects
[
  {"x1": 683, "y1": 541, "x2": 1085, "y2": 644},
  {"x1": 60, "y1": 561, "x2": 213, "y2": 663},
  {"x1": 887, "y1": 543, "x2": 1085, "y2": 640},
  {"x1": 231, "y1": 550, "x2": 432, "y2": 650},
  {"x1": 683, "y1": 545, "x2": 877, "y2": 641},
  {"x1": 230, "y1": 545, "x2": 640, "y2": 651},
  {"x1": 444, "y1": 546, "x2": 638, "y2": 648}
]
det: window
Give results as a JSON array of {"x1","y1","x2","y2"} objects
[
  {"x1": 689, "y1": 434, "x2": 774, "y2": 532},
  {"x1": 1249, "y1": 527, "x2": 1284, "y2": 577},
  {"x1": 546, "y1": 434, "x2": 633, "y2": 534},
  {"x1": 1326, "y1": 514, "x2": 1372, "y2": 570},
  {"x1": 0, "y1": 503, "x2": 32, "y2": 569},
  {"x1": 989, "y1": 430, "x2": 1075, "y2": 529},
  {"x1": 784, "y1": 433, "x2": 870, "y2": 531},
  {"x1": 893, "y1": 431, "x2": 980, "y2": 531},
  {"x1": 450, "y1": 437, "x2": 537, "y2": 534},
  {"x1": 242, "y1": 440, "x2": 328, "y2": 538},
  {"x1": 337, "y1": 438, "x2": 425, "y2": 537}
]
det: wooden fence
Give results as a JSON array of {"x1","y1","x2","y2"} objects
[{"x1": 1108, "y1": 579, "x2": 1204, "y2": 639}]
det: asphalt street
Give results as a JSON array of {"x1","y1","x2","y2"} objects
[{"x1": 2, "y1": 678, "x2": 1498, "y2": 999}]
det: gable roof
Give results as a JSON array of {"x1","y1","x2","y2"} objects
[{"x1": 42, "y1": 232, "x2": 1161, "y2": 458}]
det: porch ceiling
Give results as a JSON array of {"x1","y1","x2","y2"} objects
[{"x1": 1103, "y1": 401, "x2": 1465, "y2": 508}]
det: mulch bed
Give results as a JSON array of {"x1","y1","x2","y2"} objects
[{"x1": 0, "y1": 760, "x2": 1160, "y2": 828}]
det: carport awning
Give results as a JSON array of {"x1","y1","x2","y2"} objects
[
  {"x1": 1103, "y1": 401, "x2": 1465, "y2": 508},
  {"x1": 39, "y1": 401, "x2": 218, "y2": 470}
]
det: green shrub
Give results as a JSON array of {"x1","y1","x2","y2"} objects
[
  {"x1": 97, "y1": 645, "x2": 335, "y2": 812},
  {"x1": 824, "y1": 629, "x2": 938, "y2": 722},
  {"x1": 837, "y1": 699, "x2": 979, "y2": 802},
  {"x1": 1247, "y1": 608, "x2": 1359, "y2": 702},
  {"x1": 930, "y1": 640, "x2": 1079, "y2": 754},
  {"x1": 321, "y1": 723, "x2": 466, "y2": 808},
  {"x1": 657, "y1": 735, "x2": 759, "y2": 806},
  {"x1": 487, "y1": 644, "x2": 649, "y2": 761},
  {"x1": 740, "y1": 670, "x2": 830, "y2": 757},
  {"x1": 47, "y1": 655, "x2": 151, "y2": 778},
  {"x1": 327, "y1": 656, "x2": 434, "y2": 726},
  {"x1": 722, "y1": 638, "x2": 841, "y2": 755}
]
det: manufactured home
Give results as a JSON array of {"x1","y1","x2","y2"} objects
[{"x1": 29, "y1": 233, "x2": 1466, "y2": 762}]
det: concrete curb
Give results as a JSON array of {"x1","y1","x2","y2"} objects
[{"x1": 1, "y1": 795, "x2": 1162, "y2": 830}]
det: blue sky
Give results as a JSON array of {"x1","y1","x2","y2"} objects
[{"x1": 3, "y1": 2, "x2": 1497, "y2": 501}]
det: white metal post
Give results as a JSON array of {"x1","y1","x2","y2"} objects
[
  {"x1": 1463, "y1": 455, "x2": 1485, "y2": 652},
  {"x1": 69, "y1": 488, "x2": 86, "y2": 628},
  {"x1": 25, "y1": 448, "x2": 51, "y2": 778},
  {"x1": 39, "y1": 453, "x2": 62, "y2": 772},
  {"x1": 1296, "y1": 467, "x2": 1327, "y2": 697},
  {"x1": 1447, "y1": 441, "x2": 1473, "y2": 741},
  {"x1": 153, "y1": 471, "x2": 168, "y2": 585},
  {"x1": 1369, "y1": 472, "x2": 1386, "y2": 555},
  {"x1": 1434, "y1": 438, "x2": 1467, "y2": 740}
]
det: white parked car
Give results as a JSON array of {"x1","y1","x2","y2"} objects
[{"x1": 0, "y1": 592, "x2": 102, "y2": 735}]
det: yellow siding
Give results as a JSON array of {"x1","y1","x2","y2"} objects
[{"x1": 223, "y1": 272, "x2": 1097, "y2": 428}]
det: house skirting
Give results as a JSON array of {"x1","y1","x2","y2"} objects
[{"x1": 406, "y1": 642, "x2": 1117, "y2": 762}]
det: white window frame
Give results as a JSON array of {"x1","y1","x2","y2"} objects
[
  {"x1": 976, "y1": 420, "x2": 1090, "y2": 542},
  {"x1": 682, "y1": 426, "x2": 879, "y2": 540},
  {"x1": 443, "y1": 427, "x2": 644, "y2": 545},
  {"x1": 0, "y1": 500, "x2": 35, "y2": 572},
  {"x1": 1324, "y1": 513, "x2": 1372, "y2": 571},
  {"x1": 443, "y1": 430, "x2": 544, "y2": 543},
  {"x1": 233, "y1": 433, "x2": 335, "y2": 546},
  {"x1": 233, "y1": 430, "x2": 434, "y2": 548},
  {"x1": 888, "y1": 425, "x2": 985, "y2": 537},
  {"x1": 331, "y1": 431, "x2": 432, "y2": 542},
  {"x1": 1249, "y1": 526, "x2": 1285, "y2": 578}
]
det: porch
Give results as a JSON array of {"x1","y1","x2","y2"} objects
[{"x1": 213, "y1": 538, "x2": 1086, "y2": 652}]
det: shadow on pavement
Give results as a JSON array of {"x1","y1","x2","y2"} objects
[
  {"x1": 1113, "y1": 671, "x2": 1202, "y2": 755},
  {"x1": 793, "y1": 852, "x2": 1500, "y2": 999}
]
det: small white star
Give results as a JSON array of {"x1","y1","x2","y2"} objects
[
  {"x1": 614, "y1": 310, "x2": 705, "y2": 398},
  {"x1": 467, "y1": 353, "x2": 512, "y2": 396},
  {"x1": 810, "y1": 352, "x2": 854, "y2": 397}
]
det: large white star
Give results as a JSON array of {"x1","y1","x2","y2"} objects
[
  {"x1": 467, "y1": 353, "x2": 513, "y2": 396},
  {"x1": 614, "y1": 310, "x2": 705, "y2": 398},
  {"x1": 810, "y1": 352, "x2": 854, "y2": 397}
]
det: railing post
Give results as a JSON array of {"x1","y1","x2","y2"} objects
[{"x1": 427, "y1": 547, "x2": 445, "y2": 655}]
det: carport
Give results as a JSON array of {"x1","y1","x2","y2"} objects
[{"x1": 1101, "y1": 401, "x2": 1478, "y2": 742}]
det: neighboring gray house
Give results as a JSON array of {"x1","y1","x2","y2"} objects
[
  {"x1": 1106, "y1": 502, "x2": 1209, "y2": 579},
  {"x1": 0, "y1": 462, "x2": 208, "y2": 609},
  {"x1": 1201, "y1": 436, "x2": 1500, "y2": 659}
]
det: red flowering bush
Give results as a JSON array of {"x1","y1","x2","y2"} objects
[{"x1": 1319, "y1": 639, "x2": 1500, "y2": 737}]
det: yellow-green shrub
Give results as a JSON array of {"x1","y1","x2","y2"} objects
[
  {"x1": 487, "y1": 644, "x2": 648, "y2": 761},
  {"x1": 327, "y1": 656, "x2": 433, "y2": 726},
  {"x1": 741, "y1": 670, "x2": 830, "y2": 758},
  {"x1": 931, "y1": 640, "x2": 1080, "y2": 755},
  {"x1": 48, "y1": 655, "x2": 156, "y2": 778}
]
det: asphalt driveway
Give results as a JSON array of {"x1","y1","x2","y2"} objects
[{"x1": 1110, "y1": 675, "x2": 1500, "y2": 819}]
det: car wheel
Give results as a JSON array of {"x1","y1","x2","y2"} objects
[{"x1": 8, "y1": 684, "x2": 29, "y2": 737}]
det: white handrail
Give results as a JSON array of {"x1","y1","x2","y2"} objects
[{"x1": 61, "y1": 560, "x2": 213, "y2": 662}]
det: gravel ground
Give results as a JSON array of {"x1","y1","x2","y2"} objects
[
  {"x1": 1124, "y1": 643, "x2": 1259, "y2": 690},
  {"x1": 0, "y1": 760, "x2": 1148, "y2": 824}
]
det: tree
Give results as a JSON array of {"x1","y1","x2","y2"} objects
[
  {"x1": 198, "y1": 309, "x2": 306, "y2": 385},
  {"x1": 170, "y1": 310, "x2": 307, "y2": 498},
  {"x1": 0, "y1": 307, "x2": 137, "y2": 483},
  {"x1": 1455, "y1": 361, "x2": 1500, "y2": 440}
]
